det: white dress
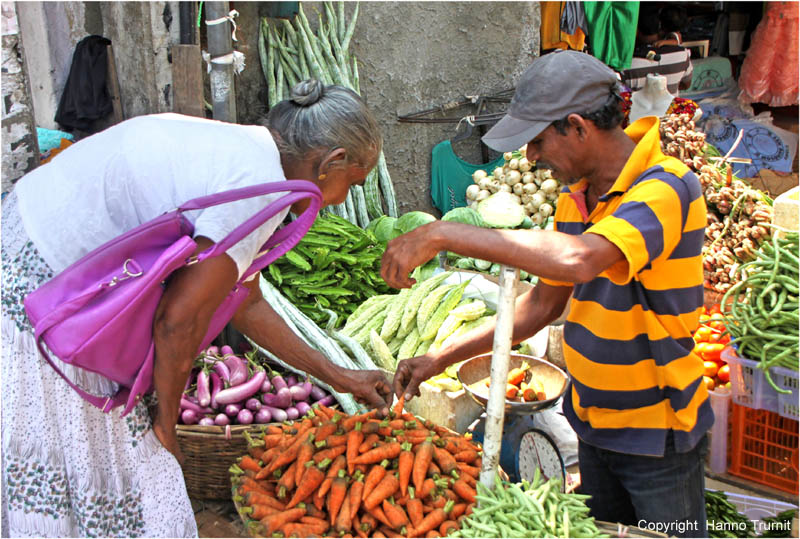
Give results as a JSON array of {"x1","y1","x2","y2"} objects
[{"x1": 2, "y1": 114, "x2": 290, "y2": 537}]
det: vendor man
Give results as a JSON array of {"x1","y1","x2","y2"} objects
[{"x1": 382, "y1": 50, "x2": 712, "y2": 537}]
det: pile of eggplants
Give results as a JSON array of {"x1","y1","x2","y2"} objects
[{"x1": 178, "y1": 345, "x2": 335, "y2": 426}]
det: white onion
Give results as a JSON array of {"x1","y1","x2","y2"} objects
[
  {"x1": 521, "y1": 194, "x2": 532, "y2": 204},
  {"x1": 478, "y1": 177, "x2": 493, "y2": 190},
  {"x1": 469, "y1": 201, "x2": 478, "y2": 209},
  {"x1": 473, "y1": 169, "x2": 488, "y2": 182},
  {"x1": 506, "y1": 170, "x2": 522, "y2": 185},
  {"x1": 546, "y1": 192, "x2": 558, "y2": 201},
  {"x1": 540, "y1": 179, "x2": 559, "y2": 194},
  {"x1": 524, "y1": 202, "x2": 537, "y2": 214},
  {"x1": 489, "y1": 180, "x2": 502, "y2": 192},
  {"x1": 531, "y1": 213, "x2": 545, "y2": 226},
  {"x1": 510, "y1": 194, "x2": 521, "y2": 205},
  {"x1": 522, "y1": 183, "x2": 538, "y2": 195},
  {"x1": 518, "y1": 158, "x2": 532, "y2": 172},
  {"x1": 508, "y1": 158, "x2": 519, "y2": 170},
  {"x1": 498, "y1": 183, "x2": 512, "y2": 193},
  {"x1": 522, "y1": 172, "x2": 535, "y2": 184},
  {"x1": 493, "y1": 167, "x2": 505, "y2": 178},
  {"x1": 476, "y1": 189, "x2": 491, "y2": 201},
  {"x1": 538, "y1": 203, "x2": 554, "y2": 218},
  {"x1": 531, "y1": 192, "x2": 546, "y2": 208},
  {"x1": 466, "y1": 184, "x2": 480, "y2": 200},
  {"x1": 512, "y1": 183, "x2": 524, "y2": 195},
  {"x1": 503, "y1": 152, "x2": 513, "y2": 161}
]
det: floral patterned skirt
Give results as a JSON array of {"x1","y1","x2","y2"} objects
[{"x1": 1, "y1": 191, "x2": 197, "y2": 538}]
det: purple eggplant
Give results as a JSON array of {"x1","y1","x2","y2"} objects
[
  {"x1": 214, "y1": 413, "x2": 230, "y2": 426},
  {"x1": 309, "y1": 384, "x2": 328, "y2": 402},
  {"x1": 224, "y1": 403, "x2": 242, "y2": 417},
  {"x1": 260, "y1": 377, "x2": 272, "y2": 393},
  {"x1": 294, "y1": 401, "x2": 312, "y2": 416},
  {"x1": 315, "y1": 395, "x2": 336, "y2": 407},
  {"x1": 245, "y1": 397, "x2": 262, "y2": 412},
  {"x1": 262, "y1": 405, "x2": 288, "y2": 423},
  {"x1": 220, "y1": 345, "x2": 235, "y2": 356},
  {"x1": 271, "y1": 375, "x2": 288, "y2": 392},
  {"x1": 289, "y1": 381, "x2": 312, "y2": 402},
  {"x1": 196, "y1": 370, "x2": 212, "y2": 408},
  {"x1": 198, "y1": 416, "x2": 215, "y2": 426},
  {"x1": 215, "y1": 368, "x2": 267, "y2": 405},
  {"x1": 254, "y1": 407, "x2": 273, "y2": 424},
  {"x1": 212, "y1": 360, "x2": 231, "y2": 383},
  {"x1": 209, "y1": 372, "x2": 223, "y2": 409},
  {"x1": 285, "y1": 406, "x2": 300, "y2": 421},
  {"x1": 181, "y1": 396, "x2": 213, "y2": 415},
  {"x1": 286, "y1": 375, "x2": 298, "y2": 387},
  {"x1": 181, "y1": 409, "x2": 199, "y2": 425},
  {"x1": 225, "y1": 356, "x2": 249, "y2": 387},
  {"x1": 205, "y1": 345, "x2": 220, "y2": 356},
  {"x1": 237, "y1": 408, "x2": 254, "y2": 425},
  {"x1": 273, "y1": 387, "x2": 292, "y2": 409}
]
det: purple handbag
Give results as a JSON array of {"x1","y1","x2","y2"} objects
[{"x1": 23, "y1": 180, "x2": 322, "y2": 417}]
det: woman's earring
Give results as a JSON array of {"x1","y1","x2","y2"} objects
[{"x1": 318, "y1": 174, "x2": 327, "y2": 180}]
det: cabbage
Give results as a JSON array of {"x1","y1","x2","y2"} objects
[
  {"x1": 370, "y1": 216, "x2": 397, "y2": 243},
  {"x1": 477, "y1": 191, "x2": 527, "y2": 228},
  {"x1": 393, "y1": 211, "x2": 437, "y2": 236},
  {"x1": 441, "y1": 207, "x2": 487, "y2": 228}
]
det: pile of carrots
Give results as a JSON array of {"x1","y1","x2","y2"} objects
[{"x1": 229, "y1": 397, "x2": 482, "y2": 538}]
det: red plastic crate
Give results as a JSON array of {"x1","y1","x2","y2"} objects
[{"x1": 728, "y1": 403, "x2": 799, "y2": 494}]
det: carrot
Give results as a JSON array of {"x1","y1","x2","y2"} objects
[
  {"x1": 315, "y1": 420, "x2": 340, "y2": 444},
  {"x1": 451, "y1": 479, "x2": 476, "y2": 504},
  {"x1": 313, "y1": 403, "x2": 339, "y2": 421},
  {"x1": 258, "y1": 432, "x2": 308, "y2": 479},
  {"x1": 334, "y1": 493, "x2": 352, "y2": 534},
  {"x1": 354, "y1": 441, "x2": 402, "y2": 466},
  {"x1": 456, "y1": 463, "x2": 480, "y2": 479},
  {"x1": 346, "y1": 422, "x2": 365, "y2": 474},
  {"x1": 378, "y1": 526, "x2": 405, "y2": 538},
  {"x1": 276, "y1": 461, "x2": 297, "y2": 499},
  {"x1": 327, "y1": 470, "x2": 349, "y2": 526},
  {"x1": 367, "y1": 505, "x2": 393, "y2": 528},
  {"x1": 373, "y1": 531, "x2": 388, "y2": 538},
  {"x1": 322, "y1": 434, "x2": 348, "y2": 448},
  {"x1": 286, "y1": 460, "x2": 328, "y2": 508},
  {"x1": 348, "y1": 471, "x2": 364, "y2": 520},
  {"x1": 243, "y1": 491, "x2": 286, "y2": 510},
  {"x1": 359, "y1": 433, "x2": 381, "y2": 453},
  {"x1": 262, "y1": 433, "x2": 285, "y2": 448},
  {"x1": 353, "y1": 515, "x2": 368, "y2": 538},
  {"x1": 393, "y1": 395, "x2": 406, "y2": 417},
  {"x1": 234, "y1": 476, "x2": 272, "y2": 496},
  {"x1": 312, "y1": 489, "x2": 325, "y2": 511},
  {"x1": 260, "y1": 507, "x2": 306, "y2": 535},
  {"x1": 302, "y1": 502, "x2": 324, "y2": 519},
  {"x1": 433, "y1": 447, "x2": 458, "y2": 476},
  {"x1": 342, "y1": 410, "x2": 379, "y2": 431},
  {"x1": 426, "y1": 530, "x2": 441, "y2": 538},
  {"x1": 264, "y1": 425, "x2": 284, "y2": 436},
  {"x1": 507, "y1": 365, "x2": 526, "y2": 386},
  {"x1": 396, "y1": 442, "x2": 414, "y2": 497},
  {"x1": 459, "y1": 471, "x2": 477, "y2": 487},
  {"x1": 241, "y1": 503, "x2": 280, "y2": 520},
  {"x1": 300, "y1": 515, "x2": 329, "y2": 528},
  {"x1": 363, "y1": 473, "x2": 399, "y2": 510},
  {"x1": 449, "y1": 503, "x2": 467, "y2": 519},
  {"x1": 359, "y1": 512, "x2": 378, "y2": 534},
  {"x1": 417, "y1": 478, "x2": 437, "y2": 500},
  {"x1": 382, "y1": 499, "x2": 409, "y2": 531},
  {"x1": 280, "y1": 521, "x2": 327, "y2": 537},
  {"x1": 362, "y1": 459, "x2": 389, "y2": 501},
  {"x1": 452, "y1": 449, "x2": 479, "y2": 464},
  {"x1": 413, "y1": 438, "x2": 434, "y2": 493},
  {"x1": 319, "y1": 455, "x2": 347, "y2": 498},
  {"x1": 247, "y1": 445, "x2": 265, "y2": 460},
  {"x1": 413, "y1": 501, "x2": 453, "y2": 536},
  {"x1": 427, "y1": 461, "x2": 441, "y2": 477},
  {"x1": 294, "y1": 439, "x2": 316, "y2": 485},
  {"x1": 313, "y1": 445, "x2": 346, "y2": 463},
  {"x1": 238, "y1": 455, "x2": 263, "y2": 473}
]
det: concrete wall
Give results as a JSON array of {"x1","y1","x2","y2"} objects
[
  {"x1": 2, "y1": 3, "x2": 39, "y2": 193},
  {"x1": 13, "y1": 1, "x2": 540, "y2": 213}
]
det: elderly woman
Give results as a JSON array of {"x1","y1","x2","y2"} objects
[{"x1": 1, "y1": 79, "x2": 391, "y2": 537}]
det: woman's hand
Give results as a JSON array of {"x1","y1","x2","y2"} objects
[
  {"x1": 333, "y1": 368, "x2": 393, "y2": 416},
  {"x1": 392, "y1": 355, "x2": 443, "y2": 401}
]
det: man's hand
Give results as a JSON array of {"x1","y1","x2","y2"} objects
[
  {"x1": 381, "y1": 222, "x2": 447, "y2": 289},
  {"x1": 335, "y1": 369, "x2": 392, "y2": 416},
  {"x1": 392, "y1": 355, "x2": 443, "y2": 401}
]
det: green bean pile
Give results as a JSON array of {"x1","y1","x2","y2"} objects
[
  {"x1": 450, "y1": 472, "x2": 606, "y2": 538},
  {"x1": 705, "y1": 490, "x2": 756, "y2": 538},
  {"x1": 722, "y1": 229, "x2": 799, "y2": 391}
]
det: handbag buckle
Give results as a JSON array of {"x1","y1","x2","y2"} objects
[
  {"x1": 103, "y1": 258, "x2": 144, "y2": 288},
  {"x1": 185, "y1": 255, "x2": 199, "y2": 265}
]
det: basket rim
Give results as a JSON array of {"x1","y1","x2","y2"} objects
[{"x1": 176, "y1": 423, "x2": 268, "y2": 437}]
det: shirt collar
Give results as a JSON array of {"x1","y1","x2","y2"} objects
[{"x1": 598, "y1": 116, "x2": 666, "y2": 201}]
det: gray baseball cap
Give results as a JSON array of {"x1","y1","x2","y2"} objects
[{"x1": 482, "y1": 51, "x2": 619, "y2": 152}]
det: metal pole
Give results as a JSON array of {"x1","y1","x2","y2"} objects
[
  {"x1": 479, "y1": 265, "x2": 518, "y2": 490},
  {"x1": 205, "y1": 1, "x2": 237, "y2": 122},
  {"x1": 179, "y1": 2, "x2": 197, "y2": 45}
]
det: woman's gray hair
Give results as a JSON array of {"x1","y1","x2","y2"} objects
[{"x1": 265, "y1": 79, "x2": 382, "y2": 169}]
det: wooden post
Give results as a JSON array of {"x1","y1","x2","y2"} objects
[
  {"x1": 105, "y1": 44, "x2": 124, "y2": 124},
  {"x1": 171, "y1": 44, "x2": 205, "y2": 117},
  {"x1": 205, "y1": 2, "x2": 236, "y2": 123}
]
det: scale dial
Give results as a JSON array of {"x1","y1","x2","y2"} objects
[{"x1": 518, "y1": 429, "x2": 565, "y2": 484}]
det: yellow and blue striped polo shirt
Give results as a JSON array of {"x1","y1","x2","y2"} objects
[{"x1": 540, "y1": 116, "x2": 712, "y2": 456}]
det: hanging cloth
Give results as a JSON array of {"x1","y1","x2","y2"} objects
[
  {"x1": 541, "y1": 2, "x2": 586, "y2": 52},
  {"x1": 582, "y1": 2, "x2": 639, "y2": 71},
  {"x1": 430, "y1": 141, "x2": 505, "y2": 214},
  {"x1": 55, "y1": 35, "x2": 113, "y2": 132}
]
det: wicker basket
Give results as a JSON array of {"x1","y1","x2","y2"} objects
[{"x1": 177, "y1": 423, "x2": 265, "y2": 500}]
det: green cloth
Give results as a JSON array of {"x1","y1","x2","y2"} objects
[
  {"x1": 583, "y1": 2, "x2": 640, "y2": 71},
  {"x1": 430, "y1": 140, "x2": 505, "y2": 214}
]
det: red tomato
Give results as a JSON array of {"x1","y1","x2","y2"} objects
[
  {"x1": 704, "y1": 361, "x2": 720, "y2": 378},
  {"x1": 717, "y1": 364, "x2": 730, "y2": 383},
  {"x1": 694, "y1": 326, "x2": 713, "y2": 342},
  {"x1": 703, "y1": 343, "x2": 725, "y2": 362},
  {"x1": 709, "y1": 304, "x2": 722, "y2": 315},
  {"x1": 703, "y1": 376, "x2": 716, "y2": 390},
  {"x1": 699, "y1": 314, "x2": 711, "y2": 324},
  {"x1": 709, "y1": 320, "x2": 726, "y2": 332}
]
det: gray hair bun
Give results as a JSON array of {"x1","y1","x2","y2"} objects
[{"x1": 291, "y1": 79, "x2": 324, "y2": 106}]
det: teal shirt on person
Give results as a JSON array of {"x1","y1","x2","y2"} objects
[{"x1": 430, "y1": 141, "x2": 505, "y2": 214}]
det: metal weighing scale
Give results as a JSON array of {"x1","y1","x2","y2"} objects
[
  {"x1": 457, "y1": 265, "x2": 570, "y2": 493},
  {"x1": 458, "y1": 352, "x2": 569, "y2": 485}
]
